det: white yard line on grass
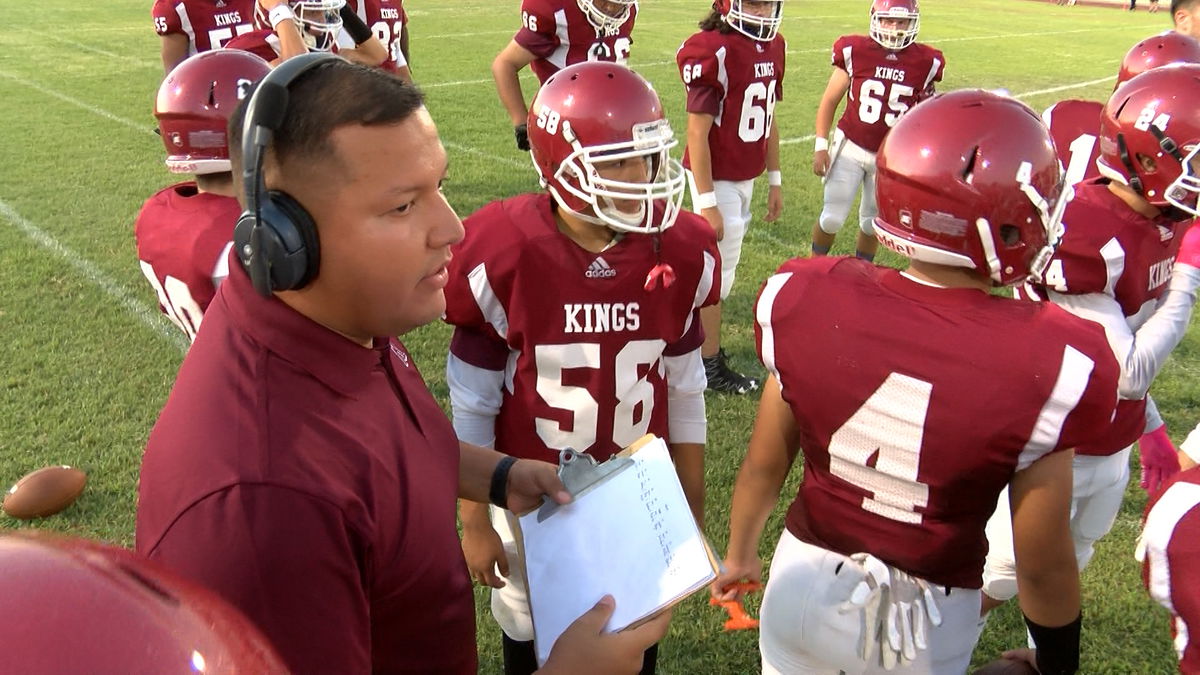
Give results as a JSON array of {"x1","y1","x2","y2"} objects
[
  {"x1": 20, "y1": 29, "x2": 161, "y2": 69},
  {"x1": 0, "y1": 71, "x2": 157, "y2": 136},
  {"x1": 0, "y1": 199, "x2": 189, "y2": 354}
]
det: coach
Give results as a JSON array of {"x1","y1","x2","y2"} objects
[{"x1": 135, "y1": 54, "x2": 667, "y2": 674}]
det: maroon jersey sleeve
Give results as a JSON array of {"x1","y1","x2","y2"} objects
[
  {"x1": 226, "y1": 29, "x2": 280, "y2": 62},
  {"x1": 1043, "y1": 99, "x2": 1103, "y2": 187},
  {"x1": 443, "y1": 200, "x2": 513, "y2": 345},
  {"x1": 134, "y1": 184, "x2": 240, "y2": 341},
  {"x1": 514, "y1": 0, "x2": 560, "y2": 58},
  {"x1": 152, "y1": 0, "x2": 184, "y2": 36},
  {"x1": 1143, "y1": 469, "x2": 1200, "y2": 672},
  {"x1": 830, "y1": 34, "x2": 851, "y2": 70},
  {"x1": 754, "y1": 256, "x2": 1120, "y2": 588},
  {"x1": 677, "y1": 34, "x2": 725, "y2": 117}
]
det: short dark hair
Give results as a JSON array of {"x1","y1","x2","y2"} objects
[
  {"x1": 228, "y1": 59, "x2": 425, "y2": 186},
  {"x1": 1174, "y1": 0, "x2": 1199, "y2": 14}
]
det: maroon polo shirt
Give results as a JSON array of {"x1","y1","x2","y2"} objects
[{"x1": 135, "y1": 262, "x2": 477, "y2": 674}]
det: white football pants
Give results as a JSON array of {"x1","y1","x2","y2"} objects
[
  {"x1": 981, "y1": 448, "x2": 1132, "y2": 601},
  {"x1": 686, "y1": 171, "x2": 755, "y2": 300},
  {"x1": 818, "y1": 131, "x2": 879, "y2": 237},
  {"x1": 760, "y1": 531, "x2": 983, "y2": 675}
]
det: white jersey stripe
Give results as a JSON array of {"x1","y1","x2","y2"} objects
[
  {"x1": 467, "y1": 262, "x2": 510, "y2": 340},
  {"x1": 1100, "y1": 237, "x2": 1126, "y2": 297},
  {"x1": 174, "y1": 1, "x2": 198, "y2": 56},
  {"x1": 682, "y1": 250, "x2": 717, "y2": 339},
  {"x1": 921, "y1": 56, "x2": 942, "y2": 92},
  {"x1": 547, "y1": 9, "x2": 570, "y2": 70},
  {"x1": 714, "y1": 46, "x2": 728, "y2": 127},
  {"x1": 755, "y1": 272, "x2": 793, "y2": 392},
  {"x1": 1016, "y1": 344, "x2": 1095, "y2": 470},
  {"x1": 1142, "y1": 481, "x2": 1200, "y2": 617}
]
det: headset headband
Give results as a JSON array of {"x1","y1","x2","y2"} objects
[{"x1": 239, "y1": 52, "x2": 340, "y2": 296}]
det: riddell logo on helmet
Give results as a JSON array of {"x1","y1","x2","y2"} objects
[{"x1": 585, "y1": 257, "x2": 618, "y2": 278}]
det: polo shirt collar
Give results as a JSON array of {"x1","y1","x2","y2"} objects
[{"x1": 221, "y1": 260, "x2": 385, "y2": 396}]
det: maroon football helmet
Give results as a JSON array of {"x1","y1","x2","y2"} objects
[
  {"x1": 715, "y1": 0, "x2": 784, "y2": 42},
  {"x1": 873, "y1": 89, "x2": 1068, "y2": 286},
  {"x1": 870, "y1": 0, "x2": 919, "y2": 50},
  {"x1": 0, "y1": 532, "x2": 287, "y2": 673},
  {"x1": 1097, "y1": 64, "x2": 1200, "y2": 211},
  {"x1": 527, "y1": 61, "x2": 686, "y2": 234},
  {"x1": 155, "y1": 48, "x2": 271, "y2": 175},
  {"x1": 1116, "y1": 31, "x2": 1200, "y2": 88}
]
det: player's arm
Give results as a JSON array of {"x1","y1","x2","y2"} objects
[
  {"x1": 764, "y1": 120, "x2": 782, "y2": 222},
  {"x1": 492, "y1": 41, "x2": 537, "y2": 127},
  {"x1": 664, "y1": 341, "x2": 707, "y2": 529},
  {"x1": 714, "y1": 375, "x2": 800, "y2": 600},
  {"x1": 399, "y1": 22, "x2": 410, "y2": 66},
  {"x1": 337, "y1": 5, "x2": 388, "y2": 67},
  {"x1": 812, "y1": 67, "x2": 850, "y2": 177},
  {"x1": 685, "y1": 112, "x2": 723, "y2": 241},
  {"x1": 159, "y1": 33, "x2": 190, "y2": 74},
  {"x1": 258, "y1": 0, "x2": 308, "y2": 63},
  {"x1": 1009, "y1": 449, "x2": 1082, "y2": 675}
]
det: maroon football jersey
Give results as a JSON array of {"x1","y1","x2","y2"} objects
[
  {"x1": 514, "y1": 0, "x2": 636, "y2": 85},
  {"x1": 347, "y1": 0, "x2": 407, "y2": 73},
  {"x1": 756, "y1": 257, "x2": 1119, "y2": 589},
  {"x1": 443, "y1": 194, "x2": 720, "y2": 463},
  {"x1": 1143, "y1": 467, "x2": 1200, "y2": 674},
  {"x1": 134, "y1": 182, "x2": 239, "y2": 341},
  {"x1": 677, "y1": 29, "x2": 787, "y2": 182},
  {"x1": 1034, "y1": 178, "x2": 1187, "y2": 456},
  {"x1": 1044, "y1": 99, "x2": 1103, "y2": 187},
  {"x1": 225, "y1": 28, "x2": 281, "y2": 62},
  {"x1": 831, "y1": 35, "x2": 944, "y2": 153},
  {"x1": 152, "y1": 0, "x2": 255, "y2": 57}
]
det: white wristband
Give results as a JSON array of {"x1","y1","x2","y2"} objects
[
  {"x1": 814, "y1": 137, "x2": 829, "y2": 152},
  {"x1": 694, "y1": 191, "x2": 718, "y2": 210},
  {"x1": 268, "y1": 4, "x2": 297, "y2": 29},
  {"x1": 767, "y1": 170, "x2": 782, "y2": 187}
]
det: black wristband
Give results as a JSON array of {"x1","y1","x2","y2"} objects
[
  {"x1": 1024, "y1": 612, "x2": 1081, "y2": 675},
  {"x1": 489, "y1": 456, "x2": 519, "y2": 508},
  {"x1": 339, "y1": 5, "x2": 374, "y2": 45}
]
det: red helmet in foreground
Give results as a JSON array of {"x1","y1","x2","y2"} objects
[
  {"x1": 0, "y1": 532, "x2": 287, "y2": 673},
  {"x1": 873, "y1": 89, "x2": 1068, "y2": 287},
  {"x1": 528, "y1": 61, "x2": 686, "y2": 234},
  {"x1": 155, "y1": 49, "x2": 271, "y2": 175}
]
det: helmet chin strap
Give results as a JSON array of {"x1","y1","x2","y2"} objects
[{"x1": 1116, "y1": 133, "x2": 1145, "y2": 196}]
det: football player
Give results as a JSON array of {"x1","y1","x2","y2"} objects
[
  {"x1": 676, "y1": 0, "x2": 786, "y2": 395},
  {"x1": 1175, "y1": 0, "x2": 1200, "y2": 38},
  {"x1": 984, "y1": 66, "x2": 1200, "y2": 619},
  {"x1": 444, "y1": 62, "x2": 719, "y2": 675},
  {"x1": 342, "y1": 0, "x2": 411, "y2": 81},
  {"x1": 714, "y1": 90, "x2": 1120, "y2": 675},
  {"x1": 1044, "y1": 31, "x2": 1200, "y2": 189},
  {"x1": 1139, "y1": 461, "x2": 1200, "y2": 672},
  {"x1": 152, "y1": 0, "x2": 255, "y2": 73},
  {"x1": 135, "y1": 49, "x2": 271, "y2": 342},
  {"x1": 810, "y1": 0, "x2": 945, "y2": 262},
  {"x1": 492, "y1": 0, "x2": 637, "y2": 151},
  {"x1": 225, "y1": 0, "x2": 386, "y2": 67}
]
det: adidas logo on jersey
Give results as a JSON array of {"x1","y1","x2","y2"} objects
[{"x1": 585, "y1": 256, "x2": 618, "y2": 278}]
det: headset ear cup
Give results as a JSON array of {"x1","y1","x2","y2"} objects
[{"x1": 268, "y1": 191, "x2": 321, "y2": 290}]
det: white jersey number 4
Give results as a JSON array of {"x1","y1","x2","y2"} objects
[{"x1": 828, "y1": 372, "x2": 932, "y2": 524}]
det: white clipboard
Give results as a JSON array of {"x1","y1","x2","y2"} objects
[{"x1": 510, "y1": 435, "x2": 718, "y2": 666}]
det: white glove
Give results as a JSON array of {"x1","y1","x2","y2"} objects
[{"x1": 838, "y1": 553, "x2": 943, "y2": 671}]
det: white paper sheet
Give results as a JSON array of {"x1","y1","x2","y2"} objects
[{"x1": 516, "y1": 436, "x2": 716, "y2": 666}]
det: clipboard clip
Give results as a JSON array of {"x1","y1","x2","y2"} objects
[{"x1": 536, "y1": 447, "x2": 634, "y2": 523}]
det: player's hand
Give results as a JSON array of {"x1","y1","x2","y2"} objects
[
  {"x1": 701, "y1": 206, "x2": 725, "y2": 241},
  {"x1": 505, "y1": 458, "x2": 571, "y2": 514},
  {"x1": 1139, "y1": 424, "x2": 1181, "y2": 495},
  {"x1": 461, "y1": 520, "x2": 509, "y2": 588},
  {"x1": 765, "y1": 185, "x2": 783, "y2": 222},
  {"x1": 515, "y1": 123, "x2": 531, "y2": 151},
  {"x1": 711, "y1": 557, "x2": 762, "y2": 602},
  {"x1": 813, "y1": 149, "x2": 831, "y2": 177},
  {"x1": 1000, "y1": 648, "x2": 1040, "y2": 670},
  {"x1": 539, "y1": 596, "x2": 671, "y2": 675},
  {"x1": 258, "y1": 0, "x2": 286, "y2": 9}
]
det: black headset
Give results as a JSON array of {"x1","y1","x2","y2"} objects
[{"x1": 233, "y1": 52, "x2": 340, "y2": 297}]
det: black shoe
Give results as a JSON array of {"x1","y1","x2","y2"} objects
[{"x1": 703, "y1": 349, "x2": 760, "y2": 394}]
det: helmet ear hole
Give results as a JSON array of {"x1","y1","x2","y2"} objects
[{"x1": 998, "y1": 225, "x2": 1020, "y2": 246}]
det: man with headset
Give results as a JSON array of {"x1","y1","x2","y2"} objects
[{"x1": 134, "y1": 53, "x2": 668, "y2": 674}]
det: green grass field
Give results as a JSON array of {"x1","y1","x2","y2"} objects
[{"x1": 0, "y1": 0, "x2": 1195, "y2": 672}]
